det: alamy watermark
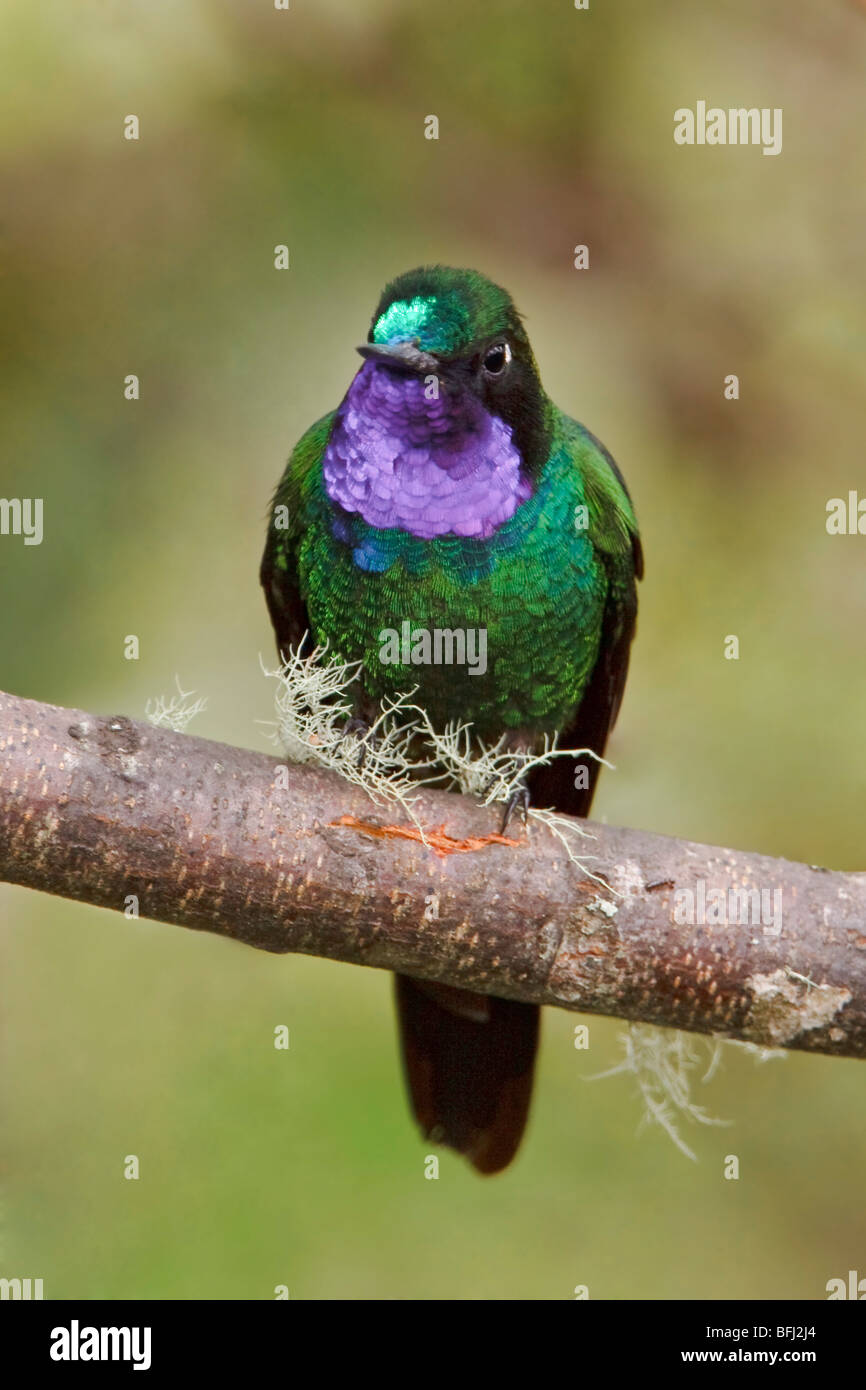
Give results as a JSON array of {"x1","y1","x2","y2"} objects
[
  {"x1": 0, "y1": 497, "x2": 43, "y2": 545},
  {"x1": 50, "y1": 1320, "x2": 151, "y2": 1371},
  {"x1": 826, "y1": 490, "x2": 866, "y2": 535},
  {"x1": 674, "y1": 880, "x2": 782, "y2": 936},
  {"x1": 826, "y1": 1269, "x2": 866, "y2": 1299},
  {"x1": 674, "y1": 102, "x2": 782, "y2": 157},
  {"x1": 0, "y1": 1276, "x2": 43, "y2": 1299},
  {"x1": 378, "y1": 621, "x2": 487, "y2": 676}
]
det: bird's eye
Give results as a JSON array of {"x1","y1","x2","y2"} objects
[{"x1": 482, "y1": 342, "x2": 511, "y2": 376}]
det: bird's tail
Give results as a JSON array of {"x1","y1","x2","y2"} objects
[{"x1": 394, "y1": 973, "x2": 539, "y2": 1175}]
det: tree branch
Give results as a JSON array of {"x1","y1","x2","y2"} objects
[{"x1": 1, "y1": 689, "x2": 864, "y2": 1059}]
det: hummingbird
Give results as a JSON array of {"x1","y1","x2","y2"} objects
[{"x1": 261, "y1": 266, "x2": 642, "y2": 1174}]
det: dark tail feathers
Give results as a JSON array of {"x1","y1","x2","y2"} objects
[{"x1": 394, "y1": 974, "x2": 539, "y2": 1174}]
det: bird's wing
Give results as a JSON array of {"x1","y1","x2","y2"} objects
[
  {"x1": 528, "y1": 419, "x2": 643, "y2": 820},
  {"x1": 259, "y1": 411, "x2": 336, "y2": 659}
]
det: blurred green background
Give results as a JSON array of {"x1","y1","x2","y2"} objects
[{"x1": 2, "y1": 0, "x2": 865, "y2": 1300}]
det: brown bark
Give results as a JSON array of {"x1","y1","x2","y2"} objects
[{"x1": 1, "y1": 689, "x2": 864, "y2": 1058}]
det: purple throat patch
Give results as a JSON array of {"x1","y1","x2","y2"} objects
[{"x1": 322, "y1": 361, "x2": 531, "y2": 540}]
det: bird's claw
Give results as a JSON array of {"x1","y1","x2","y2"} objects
[
  {"x1": 342, "y1": 717, "x2": 375, "y2": 769},
  {"x1": 499, "y1": 781, "x2": 531, "y2": 837}
]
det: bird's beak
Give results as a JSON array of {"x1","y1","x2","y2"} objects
[{"x1": 356, "y1": 340, "x2": 441, "y2": 374}]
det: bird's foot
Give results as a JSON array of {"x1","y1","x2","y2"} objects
[
  {"x1": 497, "y1": 779, "x2": 531, "y2": 837},
  {"x1": 342, "y1": 717, "x2": 377, "y2": 769}
]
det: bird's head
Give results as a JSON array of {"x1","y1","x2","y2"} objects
[{"x1": 356, "y1": 266, "x2": 551, "y2": 474}]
